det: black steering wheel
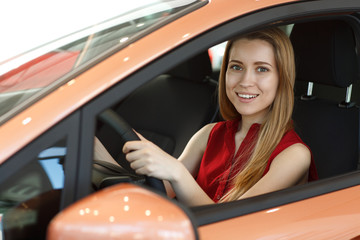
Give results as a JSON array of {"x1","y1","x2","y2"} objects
[{"x1": 98, "y1": 109, "x2": 166, "y2": 194}]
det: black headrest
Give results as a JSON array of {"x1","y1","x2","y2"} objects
[
  {"x1": 290, "y1": 20, "x2": 359, "y2": 88},
  {"x1": 167, "y1": 51, "x2": 212, "y2": 82}
]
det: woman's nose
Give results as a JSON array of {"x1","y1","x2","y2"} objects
[{"x1": 238, "y1": 70, "x2": 254, "y2": 87}]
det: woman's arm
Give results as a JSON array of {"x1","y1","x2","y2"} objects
[
  {"x1": 123, "y1": 123, "x2": 216, "y2": 206},
  {"x1": 238, "y1": 143, "x2": 311, "y2": 200},
  {"x1": 178, "y1": 123, "x2": 216, "y2": 176}
]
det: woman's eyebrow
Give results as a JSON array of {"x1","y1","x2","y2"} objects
[
  {"x1": 229, "y1": 59, "x2": 242, "y2": 64},
  {"x1": 254, "y1": 61, "x2": 273, "y2": 67},
  {"x1": 229, "y1": 59, "x2": 273, "y2": 68}
]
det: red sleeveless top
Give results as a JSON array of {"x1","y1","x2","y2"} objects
[{"x1": 195, "y1": 119, "x2": 318, "y2": 202}]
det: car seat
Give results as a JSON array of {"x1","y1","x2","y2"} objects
[{"x1": 290, "y1": 19, "x2": 360, "y2": 179}]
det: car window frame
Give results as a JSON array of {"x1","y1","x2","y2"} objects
[
  {"x1": 76, "y1": 0, "x2": 360, "y2": 225},
  {"x1": 0, "y1": 111, "x2": 81, "y2": 209}
]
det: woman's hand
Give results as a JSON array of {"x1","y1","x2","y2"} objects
[
  {"x1": 122, "y1": 127, "x2": 216, "y2": 206},
  {"x1": 122, "y1": 133, "x2": 183, "y2": 182}
]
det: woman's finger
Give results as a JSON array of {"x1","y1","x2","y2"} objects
[
  {"x1": 122, "y1": 140, "x2": 145, "y2": 154},
  {"x1": 129, "y1": 159, "x2": 146, "y2": 170},
  {"x1": 133, "y1": 166, "x2": 151, "y2": 176},
  {"x1": 125, "y1": 147, "x2": 146, "y2": 162},
  {"x1": 133, "y1": 130, "x2": 147, "y2": 141}
]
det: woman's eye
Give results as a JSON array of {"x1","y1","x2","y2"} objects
[
  {"x1": 257, "y1": 67, "x2": 269, "y2": 72},
  {"x1": 230, "y1": 65, "x2": 242, "y2": 71}
]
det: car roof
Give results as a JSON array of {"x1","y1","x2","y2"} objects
[{"x1": 0, "y1": 0, "x2": 295, "y2": 163}]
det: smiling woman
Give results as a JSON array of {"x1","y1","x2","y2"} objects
[
  {"x1": 199, "y1": 28, "x2": 318, "y2": 202},
  {"x1": 93, "y1": 27, "x2": 318, "y2": 207}
]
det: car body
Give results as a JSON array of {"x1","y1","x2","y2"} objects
[{"x1": 1, "y1": 0, "x2": 360, "y2": 239}]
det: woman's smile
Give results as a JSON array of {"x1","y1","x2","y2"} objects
[
  {"x1": 236, "y1": 92, "x2": 259, "y2": 103},
  {"x1": 237, "y1": 92, "x2": 259, "y2": 99}
]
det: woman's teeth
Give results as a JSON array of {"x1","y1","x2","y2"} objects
[{"x1": 237, "y1": 93, "x2": 258, "y2": 99}]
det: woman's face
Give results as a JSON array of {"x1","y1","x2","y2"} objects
[{"x1": 225, "y1": 38, "x2": 279, "y2": 123}]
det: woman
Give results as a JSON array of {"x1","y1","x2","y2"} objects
[{"x1": 118, "y1": 27, "x2": 318, "y2": 206}]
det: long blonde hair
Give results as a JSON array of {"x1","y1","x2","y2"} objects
[{"x1": 218, "y1": 27, "x2": 296, "y2": 201}]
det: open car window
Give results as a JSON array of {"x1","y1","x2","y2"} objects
[{"x1": 82, "y1": 9, "x2": 360, "y2": 226}]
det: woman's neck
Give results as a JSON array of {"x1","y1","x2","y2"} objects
[{"x1": 238, "y1": 115, "x2": 263, "y2": 135}]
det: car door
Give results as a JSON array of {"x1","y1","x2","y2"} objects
[{"x1": 73, "y1": 0, "x2": 360, "y2": 239}]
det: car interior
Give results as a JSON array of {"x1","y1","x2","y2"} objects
[
  {"x1": 93, "y1": 18, "x2": 360, "y2": 192},
  {"x1": 93, "y1": 51, "x2": 219, "y2": 190},
  {"x1": 291, "y1": 19, "x2": 360, "y2": 179}
]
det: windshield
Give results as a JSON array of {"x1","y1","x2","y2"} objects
[{"x1": 0, "y1": 0, "x2": 204, "y2": 121}]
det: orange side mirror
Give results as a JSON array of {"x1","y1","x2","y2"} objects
[{"x1": 47, "y1": 183, "x2": 197, "y2": 240}]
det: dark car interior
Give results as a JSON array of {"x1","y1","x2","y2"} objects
[
  {"x1": 97, "y1": 51, "x2": 218, "y2": 159},
  {"x1": 93, "y1": 51, "x2": 219, "y2": 189},
  {"x1": 291, "y1": 19, "x2": 360, "y2": 179}
]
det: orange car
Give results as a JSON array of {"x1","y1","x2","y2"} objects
[{"x1": 1, "y1": 0, "x2": 360, "y2": 239}]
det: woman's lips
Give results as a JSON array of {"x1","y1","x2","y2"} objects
[{"x1": 236, "y1": 92, "x2": 259, "y2": 103}]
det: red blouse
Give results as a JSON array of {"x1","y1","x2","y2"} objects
[{"x1": 195, "y1": 119, "x2": 318, "y2": 202}]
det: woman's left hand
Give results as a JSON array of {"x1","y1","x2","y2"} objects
[{"x1": 122, "y1": 133, "x2": 183, "y2": 182}]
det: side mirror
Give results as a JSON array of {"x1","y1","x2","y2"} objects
[{"x1": 47, "y1": 183, "x2": 198, "y2": 240}]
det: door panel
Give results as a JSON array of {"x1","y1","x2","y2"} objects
[{"x1": 198, "y1": 185, "x2": 360, "y2": 239}]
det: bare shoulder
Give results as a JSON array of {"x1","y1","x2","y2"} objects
[
  {"x1": 272, "y1": 143, "x2": 311, "y2": 170},
  {"x1": 188, "y1": 122, "x2": 217, "y2": 149},
  {"x1": 197, "y1": 122, "x2": 217, "y2": 138},
  {"x1": 283, "y1": 143, "x2": 311, "y2": 159}
]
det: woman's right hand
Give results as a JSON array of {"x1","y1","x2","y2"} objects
[{"x1": 122, "y1": 133, "x2": 185, "y2": 183}]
